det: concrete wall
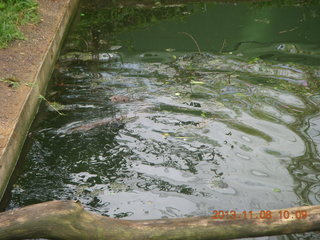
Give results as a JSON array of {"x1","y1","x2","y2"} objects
[{"x1": 0, "y1": 0, "x2": 80, "y2": 202}]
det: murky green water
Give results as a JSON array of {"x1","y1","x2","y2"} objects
[{"x1": 8, "y1": 1, "x2": 320, "y2": 239}]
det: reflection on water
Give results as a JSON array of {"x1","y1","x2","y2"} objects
[{"x1": 9, "y1": 1, "x2": 320, "y2": 239}]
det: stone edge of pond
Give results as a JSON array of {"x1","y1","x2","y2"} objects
[{"x1": 0, "y1": 0, "x2": 80, "y2": 202}]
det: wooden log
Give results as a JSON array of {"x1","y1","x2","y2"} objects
[{"x1": 0, "y1": 200, "x2": 319, "y2": 240}]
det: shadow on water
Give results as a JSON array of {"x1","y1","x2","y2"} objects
[{"x1": 6, "y1": 1, "x2": 320, "y2": 239}]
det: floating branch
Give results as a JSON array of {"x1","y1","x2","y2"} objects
[
  {"x1": 220, "y1": 39, "x2": 227, "y2": 53},
  {"x1": 1, "y1": 200, "x2": 320, "y2": 240}
]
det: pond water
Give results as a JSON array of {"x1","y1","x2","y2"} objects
[{"x1": 8, "y1": 1, "x2": 320, "y2": 239}]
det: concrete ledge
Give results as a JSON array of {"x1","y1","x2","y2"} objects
[{"x1": 0, "y1": 0, "x2": 79, "y2": 201}]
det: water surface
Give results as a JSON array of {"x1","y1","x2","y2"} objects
[{"x1": 9, "y1": 1, "x2": 320, "y2": 239}]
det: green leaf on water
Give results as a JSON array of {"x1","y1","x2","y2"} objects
[
  {"x1": 191, "y1": 80, "x2": 205, "y2": 85},
  {"x1": 248, "y1": 57, "x2": 261, "y2": 64},
  {"x1": 273, "y1": 188, "x2": 281, "y2": 193},
  {"x1": 235, "y1": 93, "x2": 246, "y2": 97}
]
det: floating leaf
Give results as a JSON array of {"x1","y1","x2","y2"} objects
[
  {"x1": 254, "y1": 18, "x2": 270, "y2": 24},
  {"x1": 191, "y1": 80, "x2": 205, "y2": 85},
  {"x1": 162, "y1": 133, "x2": 170, "y2": 138},
  {"x1": 273, "y1": 188, "x2": 281, "y2": 193},
  {"x1": 109, "y1": 45, "x2": 122, "y2": 51},
  {"x1": 248, "y1": 57, "x2": 261, "y2": 64},
  {"x1": 235, "y1": 93, "x2": 247, "y2": 97}
]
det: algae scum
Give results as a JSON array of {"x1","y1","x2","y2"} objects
[{"x1": 9, "y1": 1, "x2": 320, "y2": 239}]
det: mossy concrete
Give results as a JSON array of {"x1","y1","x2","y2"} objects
[{"x1": 0, "y1": 0, "x2": 80, "y2": 202}]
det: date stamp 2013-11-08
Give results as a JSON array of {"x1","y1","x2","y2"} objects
[{"x1": 211, "y1": 210, "x2": 308, "y2": 220}]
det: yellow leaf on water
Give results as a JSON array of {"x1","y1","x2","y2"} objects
[{"x1": 162, "y1": 133, "x2": 170, "y2": 138}]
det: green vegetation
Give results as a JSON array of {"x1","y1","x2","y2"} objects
[
  {"x1": 0, "y1": 76, "x2": 20, "y2": 88},
  {"x1": 0, "y1": 0, "x2": 39, "y2": 49}
]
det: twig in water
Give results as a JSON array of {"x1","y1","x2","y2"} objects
[
  {"x1": 39, "y1": 95, "x2": 64, "y2": 115},
  {"x1": 227, "y1": 71, "x2": 236, "y2": 84},
  {"x1": 81, "y1": 38, "x2": 89, "y2": 51},
  {"x1": 220, "y1": 39, "x2": 226, "y2": 53},
  {"x1": 279, "y1": 27, "x2": 298, "y2": 34},
  {"x1": 178, "y1": 32, "x2": 201, "y2": 54}
]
